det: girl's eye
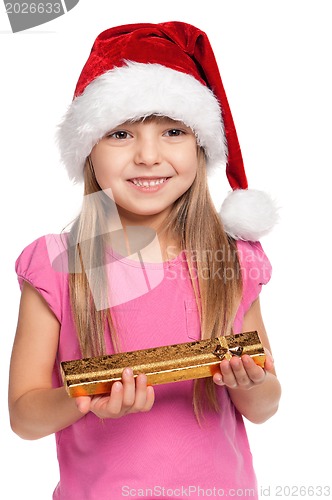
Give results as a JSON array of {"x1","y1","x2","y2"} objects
[
  {"x1": 107, "y1": 131, "x2": 131, "y2": 140},
  {"x1": 164, "y1": 129, "x2": 184, "y2": 137}
]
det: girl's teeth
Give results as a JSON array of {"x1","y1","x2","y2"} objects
[{"x1": 132, "y1": 178, "x2": 167, "y2": 187}]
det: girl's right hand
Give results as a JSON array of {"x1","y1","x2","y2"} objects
[{"x1": 74, "y1": 368, "x2": 155, "y2": 419}]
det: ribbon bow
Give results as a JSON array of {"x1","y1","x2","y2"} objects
[{"x1": 213, "y1": 337, "x2": 243, "y2": 361}]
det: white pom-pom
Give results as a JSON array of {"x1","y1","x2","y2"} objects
[{"x1": 220, "y1": 189, "x2": 279, "y2": 241}]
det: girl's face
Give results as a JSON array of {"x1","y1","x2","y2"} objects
[{"x1": 90, "y1": 117, "x2": 198, "y2": 226}]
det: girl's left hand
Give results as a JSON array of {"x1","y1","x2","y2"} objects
[{"x1": 213, "y1": 349, "x2": 274, "y2": 390}]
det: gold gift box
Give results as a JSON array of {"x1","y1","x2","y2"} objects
[{"x1": 61, "y1": 331, "x2": 265, "y2": 397}]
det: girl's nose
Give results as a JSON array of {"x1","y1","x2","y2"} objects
[{"x1": 134, "y1": 136, "x2": 162, "y2": 167}]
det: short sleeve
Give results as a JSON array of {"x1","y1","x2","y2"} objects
[
  {"x1": 15, "y1": 234, "x2": 68, "y2": 323},
  {"x1": 236, "y1": 240, "x2": 272, "y2": 316}
]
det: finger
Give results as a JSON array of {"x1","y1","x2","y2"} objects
[
  {"x1": 264, "y1": 356, "x2": 274, "y2": 372},
  {"x1": 263, "y1": 349, "x2": 275, "y2": 372},
  {"x1": 213, "y1": 371, "x2": 225, "y2": 386},
  {"x1": 121, "y1": 368, "x2": 136, "y2": 408},
  {"x1": 132, "y1": 374, "x2": 150, "y2": 411},
  {"x1": 105, "y1": 381, "x2": 124, "y2": 415},
  {"x1": 219, "y1": 359, "x2": 238, "y2": 388},
  {"x1": 242, "y1": 355, "x2": 266, "y2": 384},
  {"x1": 141, "y1": 385, "x2": 155, "y2": 412},
  {"x1": 229, "y1": 357, "x2": 251, "y2": 388},
  {"x1": 75, "y1": 396, "x2": 92, "y2": 414}
]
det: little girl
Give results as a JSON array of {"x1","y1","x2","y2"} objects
[{"x1": 9, "y1": 22, "x2": 281, "y2": 500}]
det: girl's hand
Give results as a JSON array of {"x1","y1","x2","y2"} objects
[
  {"x1": 213, "y1": 349, "x2": 274, "y2": 390},
  {"x1": 74, "y1": 368, "x2": 155, "y2": 418}
]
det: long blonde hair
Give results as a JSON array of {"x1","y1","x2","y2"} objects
[{"x1": 68, "y1": 139, "x2": 242, "y2": 418}]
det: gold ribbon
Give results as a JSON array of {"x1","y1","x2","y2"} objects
[{"x1": 213, "y1": 336, "x2": 243, "y2": 361}]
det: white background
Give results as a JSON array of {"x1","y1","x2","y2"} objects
[{"x1": 1, "y1": 1, "x2": 331, "y2": 499}]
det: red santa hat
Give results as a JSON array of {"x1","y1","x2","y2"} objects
[{"x1": 57, "y1": 21, "x2": 277, "y2": 241}]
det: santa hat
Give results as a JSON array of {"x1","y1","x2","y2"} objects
[{"x1": 57, "y1": 21, "x2": 277, "y2": 241}]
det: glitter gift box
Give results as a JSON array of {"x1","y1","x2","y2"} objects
[{"x1": 61, "y1": 331, "x2": 266, "y2": 397}]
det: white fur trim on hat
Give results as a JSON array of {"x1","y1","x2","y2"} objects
[
  {"x1": 57, "y1": 61, "x2": 227, "y2": 183},
  {"x1": 220, "y1": 189, "x2": 279, "y2": 241}
]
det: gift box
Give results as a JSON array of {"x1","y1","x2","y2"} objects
[{"x1": 61, "y1": 331, "x2": 265, "y2": 397}]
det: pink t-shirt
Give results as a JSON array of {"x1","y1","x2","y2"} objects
[{"x1": 15, "y1": 234, "x2": 272, "y2": 500}]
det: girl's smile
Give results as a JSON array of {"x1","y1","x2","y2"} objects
[
  {"x1": 127, "y1": 176, "x2": 170, "y2": 192},
  {"x1": 90, "y1": 117, "x2": 198, "y2": 225}
]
